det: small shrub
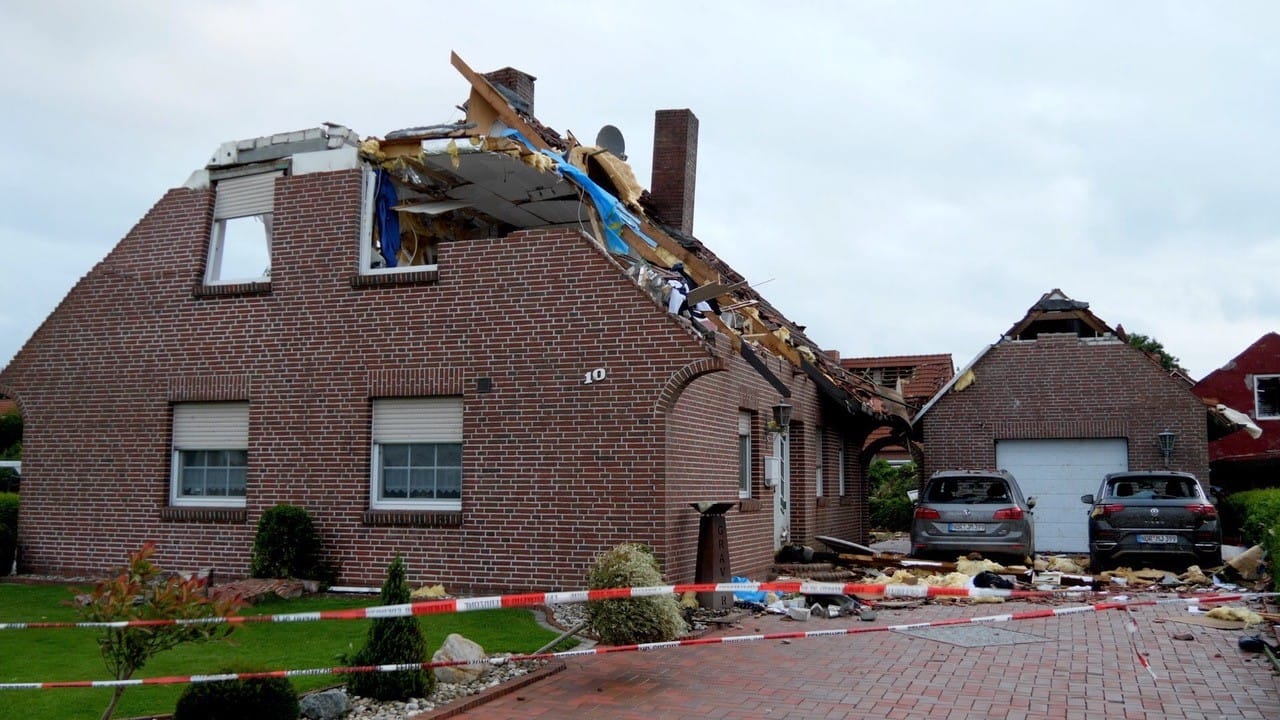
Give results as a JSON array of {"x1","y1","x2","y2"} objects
[
  {"x1": 173, "y1": 675, "x2": 299, "y2": 720},
  {"x1": 250, "y1": 504, "x2": 328, "y2": 581},
  {"x1": 342, "y1": 555, "x2": 432, "y2": 700},
  {"x1": 870, "y1": 494, "x2": 913, "y2": 532},
  {"x1": 868, "y1": 461, "x2": 917, "y2": 532},
  {"x1": 0, "y1": 492, "x2": 17, "y2": 577},
  {"x1": 74, "y1": 543, "x2": 244, "y2": 720},
  {"x1": 586, "y1": 543, "x2": 686, "y2": 645}
]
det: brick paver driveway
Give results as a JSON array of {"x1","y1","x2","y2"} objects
[{"x1": 453, "y1": 598, "x2": 1280, "y2": 720}]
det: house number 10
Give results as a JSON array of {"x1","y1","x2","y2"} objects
[{"x1": 583, "y1": 368, "x2": 607, "y2": 384}]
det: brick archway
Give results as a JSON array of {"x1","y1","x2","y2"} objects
[{"x1": 654, "y1": 358, "x2": 728, "y2": 414}]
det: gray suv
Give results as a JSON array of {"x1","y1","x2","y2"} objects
[
  {"x1": 1081, "y1": 471, "x2": 1222, "y2": 571},
  {"x1": 910, "y1": 470, "x2": 1036, "y2": 563}
]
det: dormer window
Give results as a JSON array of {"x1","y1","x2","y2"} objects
[
  {"x1": 206, "y1": 171, "x2": 280, "y2": 284},
  {"x1": 359, "y1": 167, "x2": 445, "y2": 275},
  {"x1": 1256, "y1": 375, "x2": 1280, "y2": 420}
]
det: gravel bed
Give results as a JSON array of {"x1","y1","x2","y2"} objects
[{"x1": 339, "y1": 657, "x2": 545, "y2": 720}]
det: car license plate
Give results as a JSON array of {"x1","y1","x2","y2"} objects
[
  {"x1": 1137, "y1": 534, "x2": 1177, "y2": 544},
  {"x1": 949, "y1": 523, "x2": 984, "y2": 533}
]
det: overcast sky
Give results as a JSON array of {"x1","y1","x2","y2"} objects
[{"x1": 2, "y1": 2, "x2": 1277, "y2": 381}]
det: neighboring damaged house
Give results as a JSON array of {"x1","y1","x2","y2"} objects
[
  {"x1": 914, "y1": 289, "x2": 1210, "y2": 554},
  {"x1": 1193, "y1": 332, "x2": 1276, "y2": 490},
  {"x1": 0, "y1": 53, "x2": 906, "y2": 591},
  {"x1": 840, "y1": 354, "x2": 954, "y2": 466}
]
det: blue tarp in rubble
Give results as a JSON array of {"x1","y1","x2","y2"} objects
[
  {"x1": 498, "y1": 128, "x2": 656, "y2": 256},
  {"x1": 375, "y1": 169, "x2": 400, "y2": 267},
  {"x1": 731, "y1": 575, "x2": 767, "y2": 604}
]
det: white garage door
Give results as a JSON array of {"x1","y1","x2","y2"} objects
[{"x1": 995, "y1": 439, "x2": 1129, "y2": 553}]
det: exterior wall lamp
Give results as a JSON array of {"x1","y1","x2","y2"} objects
[
  {"x1": 1157, "y1": 428, "x2": 1176, "y2": 468},
  {"x1": 768, "y1": 401, "x2": 792, "y2": 436}
]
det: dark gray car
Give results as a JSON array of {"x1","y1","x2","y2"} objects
[
  {"x1": 910, "y1": 470, "x2": 1036, "y2": 563},
  {"x1": 1081, "y1": 471, "x2": 1222, "y2": 571}
]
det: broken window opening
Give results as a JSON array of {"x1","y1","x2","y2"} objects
[
  {"x1": 359, "y1": 164, "x2": 500, "y2": 275},
  {"x1": 209, "y1": 215, "x2": 272, "y2": 282},
  {"x1": 867, "y1": 366, "x2": 915, "y2": 389},
  {"x1": 207, "y1": 171, "x2": 279, "y2": 284},
  {"x1": 1256, "y1": 374, "x2": 1280, "y2": 419}
]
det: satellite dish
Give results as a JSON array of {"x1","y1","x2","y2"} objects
[{"x1": 595, "y1": 124, "x2": 627, "y2": 160}]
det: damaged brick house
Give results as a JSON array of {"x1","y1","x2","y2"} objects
[
  {"x1": 913, "y1": 290, "x2": 1211, "y2": 554},
  {"x1": 840, "y1": 354, "x2": 954, "y2": 467},
  {"x1": 1193, "y1": 332, "x2": 1278, "y2": 491},
  {"x1": 0, "y1": 54, "x2": 906, "y2": 591}
]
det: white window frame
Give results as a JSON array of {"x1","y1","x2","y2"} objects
[
  {"x1": 371, "y1": 397, "x2": 462, "y2": 510},
  {"x1": 815, "y1": 427, "x2": 824, "y2": 498},
  {"x1": 738, "y1": 411, "x2": 752, "y2": 499},
  {"x1": 206, "y1": 171, "x2": 280, "y2": 284},
  {"x1": 838, "y1": 442, "x2": 847, "y2": 496},
  {"x1": 1256, "y1": 374, "x2": 1280, "y2": 420},
  {"x1": 170, "y1": 402, "x2": 249, "y2": 507},
  {"x1": 359, "y1": 166, "x2": 442, "y2": 276}
]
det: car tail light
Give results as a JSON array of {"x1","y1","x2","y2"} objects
[
  {"x1": 1186, "y1": 504, "x2": 1217, "y2": 519},
  {"x1": 992, "y1": 506, "x2": 1024, "y2": 520},
  {"x1": 914, "y1": 507, "x2": 941, "y2": 520},
  {"x1": 1094, "y1": 503, "x2": 1126, "y2": 517}
]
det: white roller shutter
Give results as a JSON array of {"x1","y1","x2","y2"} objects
[
  {"x1": 738, "y1": 412, "x2": 751, "y2": 435},
  {"x1": 173, "y1": 402, "x2": 249, "y2": 449},
  {"x1": 995, "y1": 439, "x2": 1128, "y2": 553},
  {"x1": 372, "y1": 398, "x2": 463, "y2": 443},
  {"x1": 214, "y1": 172, "x2": 280, "y2": 219}
]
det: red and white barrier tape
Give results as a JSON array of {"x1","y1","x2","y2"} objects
[
  {"x1": 2, "y1": 582, "x2": 1272, "y2": 632},
  {"x1": 3, "y1": 595, "x2": 1239, "y2": 691},
  {"x1": 1125, "y1": 606, "x2": 1159, "y2": 681}
]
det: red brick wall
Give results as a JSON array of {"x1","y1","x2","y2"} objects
[
  {"x1": 1193, "y1": 332, "x2": 1280, "y2": 464},
  {"x1": 650, "y1": 109, "x2": 698, "y2": 234},
  {"x1": 0, "y1": 166, "x2": 872, "y2": 591},
  {"x1": 922, "y1": 334, "x2": 1210, "y2": 479}
]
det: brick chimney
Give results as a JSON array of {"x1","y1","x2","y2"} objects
[
  {"x1": 483, "y1": 67, "x2": 536, "y2": 116},
  {"x1": 650, "y1": 109, "x2": 699, "y2": 235}
]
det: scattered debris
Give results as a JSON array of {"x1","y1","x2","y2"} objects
[
  {"x1": 410, "y1": 583, "x2": 448, "y2": 599},
  {"x1": 1226, "y1": 545, "x2": 1265, "y2": 580}
]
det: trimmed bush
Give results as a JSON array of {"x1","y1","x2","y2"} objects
[
  {"x1": 250, "y1": 504, "x2": 328, "y2": 581},
  {"x1": 0, "y1": 492, "x2": 17, "y2": 577},
  {"x1": 342, "y1": 555, "x2": 433, "y2": 700},
  {"x1": 586, "y1": 543, "x2": 686, "y2": 645},
  {"x1": 868, "y1": 461, "x2": 917, "y2": 532},
  {"x1": 173, "y1": 675, "x2": 300, "y2": 720},
  {"x1": 1222, "y1": 488, "x2": 1280, "y2": 589}
]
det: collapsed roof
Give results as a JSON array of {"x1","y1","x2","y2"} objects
[{"x1": 201, "y1": 52, "x2": 908, "y2": 430}]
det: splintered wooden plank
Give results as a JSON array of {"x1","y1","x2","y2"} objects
[
  {"x1": 702, "y1": 310, "x2": 741, "y2": 351},
  {"x1": 451, "y1": 51, "x2": 551, "y2": 151},
  {"x1": 686, "y1": 280, "x2": 749, "y2": 306}
]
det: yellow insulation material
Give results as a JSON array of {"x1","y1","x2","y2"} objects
[
  {"x1": 1046, "y1": 556, "x2": 1085, "y2": 574},
  {"x1": 956, "y1": 557, "x2": 1005, "y2": 576},
  {"x1": 925, "y1": 572, "x2": 973, "y2": 588},
  {"x1": 1180, "y1": 566, "x2": 1211, "y2": 585},
  {"x1": 566, "y1": 146, "x2": 646, "y2": 210},
  {"x1": 359, "y1": 138, "x2": 385, "y2": 162},
  {"x1": 521, "y1": 151, "x2": 555, "y2": 172},
  {"x1": 1205, "y1": 606, "x2": 1264, "y2": 626}
]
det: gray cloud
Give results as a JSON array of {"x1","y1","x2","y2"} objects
[{"x1": 2, "y1": 1, "x2": 1277, "y2": 380}]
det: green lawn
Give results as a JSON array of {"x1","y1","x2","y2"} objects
[{"x1": 0, "y1": 583, "x2": 573, "y2": 720}]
